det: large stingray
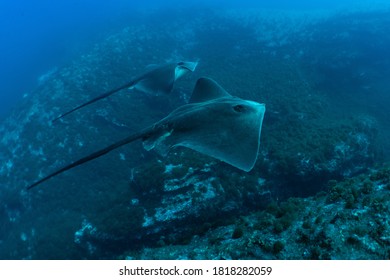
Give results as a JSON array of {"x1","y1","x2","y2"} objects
[
  {"x1": 27, "y1": 77, "x2": 265, "y2": 190},
  {"x1": 52, "y1": 61, "x2": 198, "y2": 122}
]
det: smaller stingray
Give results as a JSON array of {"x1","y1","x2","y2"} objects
[
  {"x1": 52, "y1": 61, "x2": 198, "y2": 122},
  {"x1": 27, "y1": 77, "x2": 265, "y2": 190}
]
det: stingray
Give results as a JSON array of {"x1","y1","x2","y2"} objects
[
  {"x1": 27, "y1": 77, "x2": 265, "y2": 190},
  {"x1": 52, "y1": 61, "x2": 198, "y2": 122}
]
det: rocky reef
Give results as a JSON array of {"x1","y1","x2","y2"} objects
[
  {"x1": 122, "y1": 166, "x2": 390, "y2": 259},
  {"x1": 0, "y1": 7, "x2": 389, "y2": 259}
]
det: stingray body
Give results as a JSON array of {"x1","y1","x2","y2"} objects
[
  {"x1": 27, "y1": 77, "x2": 265, "y2": 190},
  {"x1": 52, "y1": 61, "x2": 198, "y2": 122}
]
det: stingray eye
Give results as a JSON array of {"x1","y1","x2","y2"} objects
[{"x1": 233, "y1": 104, "x2": 245, "y2": 113}]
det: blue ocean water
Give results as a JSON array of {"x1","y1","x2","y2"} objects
[
  {"x1": 0, "y1": 0, "x2": 387, "y2": 119},
  {"x1": 0, "y1": 0, "x2": 141, "y2": 119},
  {"x1": 1, "y1": 0, "x2": 390, "y2": 260}
]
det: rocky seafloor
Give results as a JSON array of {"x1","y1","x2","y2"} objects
[
  {"x1": 123, "y1": 166, "x2": 390, "y2": 259},
  {"x1": 0, "y1": 7, "x2": 389, "y2": 259}
]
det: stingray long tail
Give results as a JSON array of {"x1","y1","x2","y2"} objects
[
  {"x1": 27, "y1": 128, "x2": 150, "y2": 190},
  {"x1": 52, "y1": 80, "x2": 136, "y2": 123}
]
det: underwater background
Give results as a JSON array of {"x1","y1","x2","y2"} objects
[{"x1": 1, "y1": 0, "x2": 390, "y2": 259}]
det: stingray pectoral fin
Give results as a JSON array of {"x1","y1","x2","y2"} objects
[
  {"x1": 174, "y1": 61, "x2": 198, "y2": 80},
  {"x1": 133, "y1": 64, "x2": 177, "y2": 95},
  {"x1": 178, "y1": 61, "x2": 198, "y2": 72},
  {"x1": 173, "y1": 99, "x2": 265, "y2": 172},
  {"x1": 52, "y1": 80, "x2": 136, "y2": 123},
  {"x1": 27, "y1": 128, "x2": 149, "y2": 190},
  {"x1": 133, "y1": 77, "x2": 174, "y2": 95},
  {"x1": 189, "y1": 77, "x2": 232, "y2": 103}
]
